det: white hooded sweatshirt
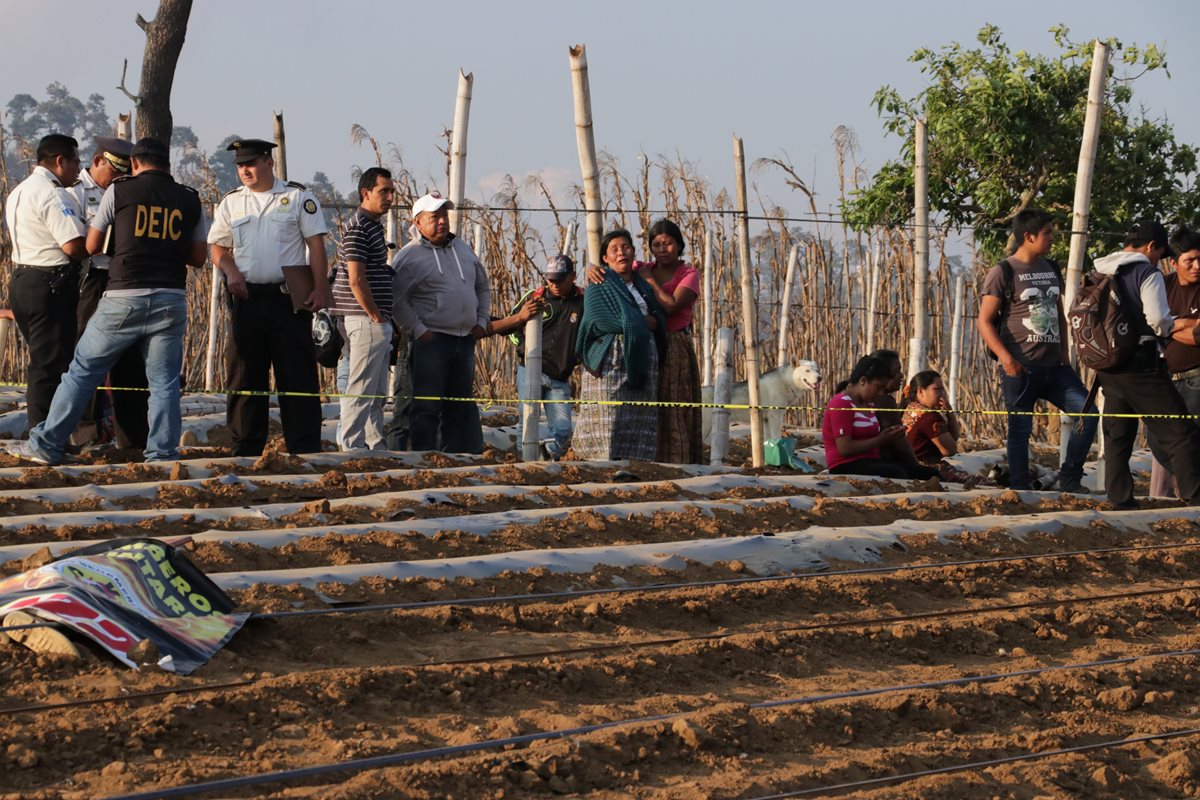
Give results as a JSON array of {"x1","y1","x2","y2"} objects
[{"x1": 1091, "y1": 250, "x2": 1173, "y2": 341}]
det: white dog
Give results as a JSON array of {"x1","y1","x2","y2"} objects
[{"x1": 701, "y1": 361, "x2": 823, "y2": 442}]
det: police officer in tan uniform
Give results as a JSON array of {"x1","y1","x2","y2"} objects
[{"x1": 208, "y1": 139, "x2": 330, "y2": 455}]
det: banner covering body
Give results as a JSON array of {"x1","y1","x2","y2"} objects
[{"x1": 0, "y1": 538, "x2": 249, "y2": 673}]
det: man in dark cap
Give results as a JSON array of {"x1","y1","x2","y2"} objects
[
  {"x1": 1091, "y1": 219, "x2": 1200, "y2": 508},
  {"x1": 208, "y1": 138, "x2": 330, "y2": 456},
  {"x1": 18, "y1": 138, "x2": 207, "y2": 465},
  {"x1": 71, "y1": 135, "x2": 150, "y2": 451}
]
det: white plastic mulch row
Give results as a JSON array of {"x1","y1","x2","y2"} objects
[
  {"x1": 0, "y1": 472, "x2": 867, "y2": 563},
  {"x1": 209, "y1": 505, "x2": 1200, "y2": 591}
]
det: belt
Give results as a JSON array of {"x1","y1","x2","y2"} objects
[
  {"x1": 244, "y1": 282, "x2": 289, "y2": 297},
  {"x1": 15, "y1": 262, "x2": 73, "y2": 272},
  {"x1": 1172, "y1": 366, "x2": 1200, "y2": 382}
]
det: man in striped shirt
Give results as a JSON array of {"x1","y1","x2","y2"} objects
[{"x1": 330, "y1": 167, "x2": 396, "y2": 450}]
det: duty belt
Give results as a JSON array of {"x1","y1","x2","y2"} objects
[{"x1": 1171, "y1": 366, "x2": 1200, "y2": 382}]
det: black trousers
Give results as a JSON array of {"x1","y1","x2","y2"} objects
[
  {"x1": 1097, "y1": 348, "x2": 1200, "y2": 505},
  {"x1": 226, "y1": 285, "x2": 322, "y2": 456},
  {"x1": 76, "y1": 266, "x2": 149, "y2": 448},
  {"x1": 830, "y1": 457, "x2": 940, "y2": 481},
  {"x1": 9, "y1": 263, "x2": 80, "y2": 430}
]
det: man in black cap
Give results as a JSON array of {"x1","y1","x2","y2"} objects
[
  {"x1": 1090, "y1": 219, "x2": 1200, "y2": 508},
  {"x1": 487, "y1": 255, "x2": 584, "y2": 460},
  {"x1": 208, "y1": 138, "x2": 330, "y2": 455},
  {"x1": 19, "y1": 138, "x2": 206, "y2": 465},
  {"x1": 71, "y1": 135, "x2": 150, "y2": 451}
]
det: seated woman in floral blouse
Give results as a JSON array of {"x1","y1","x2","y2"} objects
[{"x1": 901, "y1": 370, "x2": 993, "y2": 488}]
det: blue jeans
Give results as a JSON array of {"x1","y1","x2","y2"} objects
[
  {"x1": 410, "y1": 332, "x2": 483, "y2": 453},
  {"x1": 517, "y1": 365, "x2": 573, "y2": 457},
  {"x1": 1000, "y1": 363, "x2": 1097, "y2": 488},
  {"x1": 29, "y1": 293, "x2": 186, "y2": 462}
]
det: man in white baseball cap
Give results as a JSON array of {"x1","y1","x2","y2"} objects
[{"x1": 391, "y1": 192, "x2": 490, "y2": 453}]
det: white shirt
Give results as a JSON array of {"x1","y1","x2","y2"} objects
[
  {"x1": 208, "y1": 178, "x2": 328, "y2": 283},
  {"x1": 5, "y1": 166, "x2": 87, "y2": 267},
  {"x1": 73, "y1": 168, "x2": 111, "y2": 269},
  {"x1": 625, "y1": 279, "x2": 649, "y2": 314}
]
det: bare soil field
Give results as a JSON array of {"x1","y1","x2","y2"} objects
[{"x1": 3, "y1": 434, "x2": 1200, "y2": 799}]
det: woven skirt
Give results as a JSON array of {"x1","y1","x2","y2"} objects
[
  {"x1": 655, "y1": 330, "x2": 703, "y2": 463},
  {"x1": 572, "y1": 335, "x2": 659, "y2": 461}
]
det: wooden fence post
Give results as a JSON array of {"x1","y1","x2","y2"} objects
[
  {"x1": 907, "y1": 118, "x2": 929, "y2": 379},
  {"x1": 568, "y1": 45, "x2": 603, "y2": 268},
  {"x1": 710, "y1": 327, "x2": 734, "y2": 465},
  {"x1": 448, "y1": 70, "x2": 474, "y2": 238},
  {"x1": 273, "y1": 111, "x2": 287, "y2": 181},
  {"x1": 701, "y1": 228, "x2": 714, "y2": 386},
  {"x1": 733, "y1": 136, "x2": 764, "y2": 466},
  {"x1": 776, "y1": 244, "x2": 800, "y2": 369}
]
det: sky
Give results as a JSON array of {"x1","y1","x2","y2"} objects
[{"x1": 3, "y1": 0, "x2": 1199, "y2": 233}]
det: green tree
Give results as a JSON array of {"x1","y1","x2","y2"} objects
[
  {"x1": 845, "y1": 25, "x2": 1198, "y2": 258},
  {"x1": 6, "y1": 83, "x2": 114, "y2": 165}
]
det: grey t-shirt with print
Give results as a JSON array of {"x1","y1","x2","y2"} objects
[{"x1": 981, "y1": 256, "x2": 1063, "y2": 367}]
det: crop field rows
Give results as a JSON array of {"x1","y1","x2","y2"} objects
[{"x1": 2, "y1": 418, "x2": 1200, "y2": 798}]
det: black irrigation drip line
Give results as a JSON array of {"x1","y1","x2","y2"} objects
[
  {"x1": 105, "y1": 646, "x2": 1200, "y2": 800},
  {"x1": 8, "y1": 537, "x2": 1200, "y2": 644},
  {"x1": 9, "y1": 539, "x2": 1200, "y2": 719},
  {"x1": 746, "y1": 728, "x2": 1200, "y2": 799},
  {"x1": 404, "y1": 581, "x2": 1200, "y2": 673}
]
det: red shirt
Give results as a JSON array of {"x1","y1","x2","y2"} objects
[{"x1": 822, "y1": 392, "x2": 880, "y2": 469}]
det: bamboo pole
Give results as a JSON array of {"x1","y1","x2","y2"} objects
[
  {"x1": 948, "y1": 270, "x2": 965, "y2": 410},
  {"x1": 204, "y1": 265, "x2": 220, "y2": 391},
  {"x1": 1064, "y1": 41, "x2": 1111, "y2": 318},
  {"x1": 272, "y1": 111, "x2": 287, "y2": 181},
  {"x1": 776, "y1": 244, "x2": 800, "y2": 369},
  {"x1": 701, "y1": 228, "x2": 714, "y2": 386},
  {"x1": 521, "y1": 316, "x2": 543, "y2": 461},
  {"x1": 568, "y1": 45, "x2": 603, "y2": 267},
  {"x1": 865, "y1": 240, "x2": 880, "y2": 353},
  {"x1": 907, "y1": 118, "x2": 929, "y2": 379},
  {"x1": 447, "y1": 70, "x2": 474, "y2": 237},
  {"x1": 473, "y1": 221, "x2": 483, "y2": 259},
  {"x1": 1061, "y1": 40, "x2": 1111, "y2": 466},
  {"x1": 117, "y1": 114, "x2": 131, "y2": 140},
  {"x1": 710, "y1": 328, "x2": 734, "y2": 465},
  {"x1": 732, "y1": 136, "x2": 764, "y2": 466}
]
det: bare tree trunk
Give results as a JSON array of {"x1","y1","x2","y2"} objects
[
  {"x1": 710, "y1": 328, "x2": 734, "y2": 465},
  {"x1": 118, "y1": 0, "x2": 193, "y2": 146}
]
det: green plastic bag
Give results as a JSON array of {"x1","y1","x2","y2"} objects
[{"x1": 764, "y1": 437, "x2": 813, "y2": 472}]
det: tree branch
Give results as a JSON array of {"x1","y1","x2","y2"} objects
[
  {"x1": 136, "y1": 13, "x2": 152, "y2": 32},
  {"x1": 117, "y1": 58, "x2": 141, "y2": 104}
]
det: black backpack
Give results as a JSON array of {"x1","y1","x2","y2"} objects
[{"x1": 1068, "y1": 267, "x2": 1139, "y2": 371}]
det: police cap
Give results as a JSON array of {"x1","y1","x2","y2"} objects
[
  {"x1": 131, "y1": 137, "x2": 169, "y2": 160},
  {"x1": 94, "y1": 136, "x2": 133, "y2": 174},
  {"x1": 227, "y1": 138, "x2": 276, "y2": 164}
]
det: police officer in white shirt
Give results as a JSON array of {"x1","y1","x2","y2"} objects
[
  {"x1": 208, "y1": 139, "x2": 331, "y2": 455},
  {"x1": 4, "y1": 133, "x2": 88, "y2": 430},
  {"x1": 71, "y1": 136, "x2": 149, "y2": 449}
]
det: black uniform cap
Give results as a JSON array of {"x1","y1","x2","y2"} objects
[
  {"x1": 94, "y1": 136, "x2": 133, "y2": 173},
  {"x1": 131, "y1": 137, "x2": 169, "y2": 160},
  {"x1": 227, "y1": 139, "x2": 276, "y2": 164}
]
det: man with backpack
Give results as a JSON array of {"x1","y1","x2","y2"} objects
[
  {"x1": 1089, "y1": 220, "x2": 1200, "y2": 508},
  {"x1": 977, "y1": 209, "x2": 1096, "y2": 493}
]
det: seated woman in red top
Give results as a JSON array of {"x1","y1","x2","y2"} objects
[
  {"x1": 901, "y1": 370, "x2": 993, "y2": 488},
  {"x1": 822, "y1": 355, "x2": 940, "y2": 480}
]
